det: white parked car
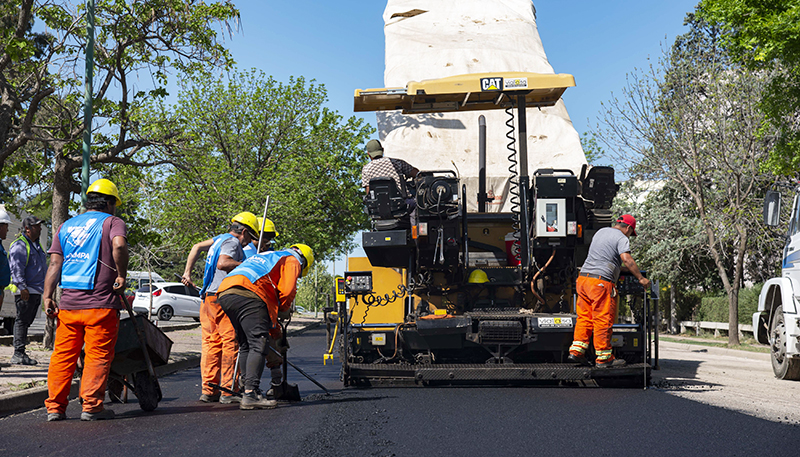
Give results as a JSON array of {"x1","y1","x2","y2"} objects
[{"x1": 132, "y1": 282, "x2": 201, "y2": 321}]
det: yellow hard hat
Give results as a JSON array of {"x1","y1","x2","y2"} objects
[
  {"x1": 86, "y1": 178, "x2": 122, "y2": 206},
  {"x1": 290, "y1": 243, "x2": 314, "y2": 277},
  {"x1": 257, "y1": 217, "x2": 279, "y2": 236},
  {"x1": 231, "y1": 212, "x2": 259, "y2": 237},
  {"x1": 468, "y1": 269, "x2": 489, "y2": 284}
]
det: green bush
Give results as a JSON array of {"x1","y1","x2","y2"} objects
[{"x1": 693, "y1": 283, "x2": 762, "y2": 324}]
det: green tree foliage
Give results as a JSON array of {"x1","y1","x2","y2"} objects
[
  {"x1": 2, "y1": 0, "x2": 240, "y2": 234},
  {"x1": 597, "y1": 15, "x2": 776, "y2": 344},
  {"x1": 699, "y1": 0, "x2": 800, "y2": 174},
  {"x1": 579, "y1": 132, "x2": 605, "y2": 165},
  {"x1": 157, "y1": 69, "x2": 372, "y2": 267},
  {"x1": 294, "y1": 262, "x2": 335, "y2": 312}
]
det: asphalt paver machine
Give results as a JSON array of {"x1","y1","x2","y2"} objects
[{"x1": 336, "y1": 72, "x2": 657, "y2": 387}]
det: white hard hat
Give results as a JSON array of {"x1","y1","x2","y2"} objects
[{"x1": 0, "y1": 207, "x2": 10, "y2": 224}]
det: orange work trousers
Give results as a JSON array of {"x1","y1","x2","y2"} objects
[
  {"x1": 200, "y1": 294, "x2": 238, "y2": 395},
  {"x1": 45, "y1": 308, "x2": 120, "y2": 414},
  {"x1": 570, "y1": 276, "x2": 617, "y2": 362}
]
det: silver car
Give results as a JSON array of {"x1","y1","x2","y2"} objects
[{"x1": 132, "y1": 282, "x2": 201, "y2": 321}]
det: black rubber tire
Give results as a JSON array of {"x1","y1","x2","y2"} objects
[
  {"x1": 157, "y1": 305, "x2": 174, "y2": 321},
  {"x1": 132, "y1": 370, "x2": 161, "y2": 411},
  {"x1": 770, "y1": 305, "x2": 800, "y2": 380}
]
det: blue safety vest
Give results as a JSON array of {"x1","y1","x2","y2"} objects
[
  {"x1": 226, "y1": 249, "x2": 300, "y2": 284},
  {"x1": 243, "y1": 242, "x2": 275, "y2": 260},
  {"x1": 200, "y1": 233, "x2": 235, "y2": 297},
  {"x1": 59, "y1": 211, "x2": 112, "y2": 290},
  {"x1": 242, "y1": 242, "x2": 257, "y2": 259}
]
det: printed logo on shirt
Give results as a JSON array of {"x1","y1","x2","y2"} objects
[{"x1": 64, "y1": 218, "x2": 100, "y2": 249}]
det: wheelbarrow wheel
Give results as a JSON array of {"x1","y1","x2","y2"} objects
[{"x1": 132, "y1": 370, "x2": 162, "y2": 412}]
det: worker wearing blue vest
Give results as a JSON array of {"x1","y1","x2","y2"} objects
[
  {"x1": 9, "y1": 216, "x2": 47, "y2": 365},
  {"x1": 217, "y1": 244, "x2": 313, "y2": 409},
  {"x1": 181, "y1": 212, "x2": 259, "y2": 403},
  {"x1": 43, "y1": 179, "x2": 128, "y2": 421}
]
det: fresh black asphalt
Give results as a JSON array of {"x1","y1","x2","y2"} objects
[{"x1": 1, "y1": 327, "x2": 798, "y2": 456}]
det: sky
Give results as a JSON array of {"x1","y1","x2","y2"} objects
[{"x1": 219, "y1": 0, "x2": 701, "y2": 276}]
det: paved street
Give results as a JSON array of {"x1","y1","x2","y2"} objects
[{"x1": 1, "y1": 327, "x2": 799, "y2": 457}]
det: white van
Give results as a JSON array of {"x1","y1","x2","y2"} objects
[{"x1": 127, "y1": 271, "x2": 167, "y2": 290}]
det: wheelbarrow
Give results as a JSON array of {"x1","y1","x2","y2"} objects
[{"x1": 104, "y1": 293, "x2": 173, "y2": 412}]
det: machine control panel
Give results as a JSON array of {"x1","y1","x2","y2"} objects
[
  {"x1": 335, "y1": 276, "x2": 346, "y2": 302},
  {"x1": 344, "y1": 271, "x2": 373, "y2": 294}
]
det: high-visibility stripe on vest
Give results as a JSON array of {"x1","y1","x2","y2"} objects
[
  {"x1": 242, "y1": 242, "x2": 257, "y2": 260},
  {"x1": 59, "y1": 212, "x2": 112, "y2": 290},
  {"x1": 199, "y1": 233, "x2": 235, "y2": 297}
]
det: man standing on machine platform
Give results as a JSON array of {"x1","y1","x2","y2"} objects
[
  {"x1": 216, "y1": 243, "x2": 313, "y2": 410},
  {"x1": 181, "y1": 212, "x2": 259, "y2": 404},
  {"x1": 568, "y1": 214, "x2": 651, "y2": 368},
  {"x1": 43, "y1": 179, "x2": 128, "y2": 421}
]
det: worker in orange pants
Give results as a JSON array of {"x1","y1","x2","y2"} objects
[
  {"x1": 45, "y1": 309, "x2": 119, "y2": 415},
  {"x1": 43, "y1": 179, "x2": 128, "y2": 421},
  {"x1": 569, "y1": 215, "x2": 650, "y2": 368},
  {"x1": 181, "y1": 212, "x2": 259, "y2": 403},
  {"x1": 199, "y1": 293, "x2": 238, "y2": 399}
]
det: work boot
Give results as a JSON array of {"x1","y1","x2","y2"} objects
[
  {"x1": 265, "y1": 382, "x2": 281, "y2": 398},
  {"x1": 46, "y1": 412, "x2": 66, "y2": 422},
  {"x1": 10, "y1": 353, "x2": 38, "y2": 366},
  {"x1": 567, "y1": 354, "x2": 591, "y2": 366},
  {"x1": 240, "y1": 390, "x2": 277, "y2": 410},
  {"x1": 220, "y1": 394, "x2": 241, "y2": 404},
  {"x1": 199, "y1": 393, "x2": 220, "y2": 403},
  {"x1": 595, "y1": 358, "x2": 627, "y2": 369},
  {"x1": 80, "y1": 409, "x2": 115, "y2": 421}
]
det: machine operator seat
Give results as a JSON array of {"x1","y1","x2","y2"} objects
[{"x1": 364, "y1": 177, "x2": 411, "y2": 231}]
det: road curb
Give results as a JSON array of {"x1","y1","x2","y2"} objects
[
  {"x1": 0, "y1": 322, "x2": 200, "y2": 347},
  {"x1": 659, "y1": 339, "x2": 770, "y2": 361},
  {"x1": 0, "y1": 319, "x2": 320, "y2": 417}
]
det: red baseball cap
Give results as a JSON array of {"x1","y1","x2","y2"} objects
[{"x1": 617, "y1": 214, "x2": 637, "y2": 236}]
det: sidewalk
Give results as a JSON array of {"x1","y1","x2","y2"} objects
[{"x1": 0, "y1": 313, "x2": 322, "y2": 416}]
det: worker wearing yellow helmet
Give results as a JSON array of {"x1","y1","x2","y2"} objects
[
  {"x1": 180, "y1": 211, "x2": 258, "y2": 404},
  {"x1": 43, "y1": 178, "x2": 128, "y2": 421},
  {"x1": 243, "y1": 217, "x2": 279, "y2": 259},
  {"x1": 216, "y1": 243, "x2": 314, "y2": 409}
]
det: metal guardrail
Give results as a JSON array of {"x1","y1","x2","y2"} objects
[{"x1": 679, "y1": 320, "x2": 754, "y2": 337}]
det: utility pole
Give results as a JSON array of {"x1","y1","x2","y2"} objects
[{"x1": 80, "y1": 0, "x2": 96, "y2": 208}]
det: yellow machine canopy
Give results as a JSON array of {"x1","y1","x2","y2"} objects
[{"x1": 354, "y1": 72, "x2": 575, "y2": 114}]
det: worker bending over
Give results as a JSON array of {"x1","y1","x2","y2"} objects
[
  {"x1": 569, "y1": 215, "x2": 651, "y2": 368},
  {"x1": 181, "y1": 212, "x2": 259, "y2": 403},
  {"x1": 216, "y1": 243, "x2": 314, "y2": 410},
  {"x1": 44, "y1": 179, "x2": 128, "y2": 421}
]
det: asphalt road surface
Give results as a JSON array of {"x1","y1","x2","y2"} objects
[{"x1": 2, "y1": 327, "x2": 799, "y2": 457}]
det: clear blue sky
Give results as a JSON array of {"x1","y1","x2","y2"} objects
[{"x1": 222, "y1": 0, "x2": 701, "y2": 275}]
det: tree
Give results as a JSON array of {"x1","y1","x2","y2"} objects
[
  {"x1": 2, "y1": 1, "x2": 240, "y2": 233},
  {"x1": 157, "y1": 69, "x2": 372, "y2": 270},
  {"x1": 596, "y1": 16, "x2": 776, "y2": 345},
  {"x1": 698, "y1": 1, "x2": 800, "y2": 174}
]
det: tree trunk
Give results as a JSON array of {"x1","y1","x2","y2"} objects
[
  {"x1": 728, "y1": 287, "x2": 740, "y2": 345},
  {"x1": 51, "y1": 153, "x2": 78, "y2": 231},
  {"x1": 45, "y1": 153, "x2": 78, "y2": 347},
  {"x1": 670, "y1": 283, "x2": 678, "y2": 334}
]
